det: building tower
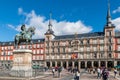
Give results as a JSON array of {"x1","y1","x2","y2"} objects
[
  {"x1": 45, "y1": 13, "x2": 55, "y2": 41},
  {"x1": 104, "y1": 0, "x2": 115, "y2": 67},
  {"x1": 44, "y1": 13, "x2": 55, "y2": 67}
]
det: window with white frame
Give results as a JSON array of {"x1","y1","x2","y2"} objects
[
  {"x1": 41, "y1": 44, "x2": 44, "y2": 47},
  {"x1": 80, "y1": 47, "x2": 84, "y2": 52},
  {"x1": 4, "y1": 57, "x2": 6, "y2": 60},
  {"x1": 87, "y1": 54, "x2": 90, "y2": 59},
  {"x1": 41, "y1": 49, "x2": 43, "y2": 54},
  {"x1": 8, "y1": 46, "x2": 10, "y2": 50},
  {"x1": 51, "y1": 56, "x2": 54, "y2": 59},
  {"x1": 33, "y1": 50, "x2": 36, "y2": 54},
  {"x1": 57, "y1": 55, "x2": 59, "y2": 59},
  {"x1": 80, "y1": 54, "x2": 83, "y2": 59},
  {"x1": 86, "y1": 47, "x2": 90, "y2": 51},
  {"x1": 5, "y1": 47, "x2": 7, "y2": 50},
  {"x1": 1, "y1": 47, "x2": 4, "y2": 50},
  {"x1": 11, "y1": 46, "x2": 13, "y2": 49},
  {"x1": 93, "y1": 39, "x2": 97, "y2": 44},
  {"x1": 1, "y1": 57, "x2": 3, "y2": 60},
  {"x1": 46, "y1": 56, "x2": 49, "y2": 59},
  {"x1": 37, "y1": 50, "x2": 39, "y2": 54},
  {"x1": 68, "y1": 48, "x2": 71, "y2": 52},
  {"x1": 100, "y1": 39, "x2": 104, "y2": 44},
  {"x1": 33, "y1": 56, "x2": 35, "y2": 60},
  {"x1": 37, "y1": 56, "x2": 39, "y2": 60},
  {"x1": 118, "y1": 39, "x2": 120, "y2": 44},
  {"x1": 1, "y1": 52, "x2": 4, "y2": 55},
  {"x1": 33, "y1": 44, "x2": 36, "y2": 48},
  {"x1": 11, "y1": 52, "x2": 13, "y2": 55},
  {"x1": 37, "y1": 44, "x2": 40, "y2": 48},
  {"x1": 100, "y1": 46, "x2": 104, "y2": 51},
  {"x1": 40, "y1": 56, "x2": 43, "y2": 60},
  {"x1": 8, "y1": 56, "x2": 10, "y2": 60},
  {"x1": 8, "y1": 51, "x2": 11, "y2": 55},
  {"x1": 118, "y1": 45, "x2": 120, "y2": 51},
  {"x1": 62, "y1": 55, "x2": 65, "y2": 59},
  {"x1": 68, "y1": 55, "x2": 71, "y2": 59},
  {"x1": 93, "y1": 46, "x2": 97, "y2": 51}
]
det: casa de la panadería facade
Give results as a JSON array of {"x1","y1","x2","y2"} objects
[{"x1": 0, "y1": 1, "x2": 120, "y2": 70}]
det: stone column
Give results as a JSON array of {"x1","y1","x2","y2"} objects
[
  {"x1": 50, "y1": 61, "x2": 52, "y2": 67},
  {"x1": 72, "y1": 61, "x2": 75, "y2": 68},
  {"x1": 85, "y1": 61, "x2": 87, "y2": 68},
  {"x1": 61, "y1": 61, "x2": 63, "y2": 67},
  {"x1": 114, "y1": 61, "x2": 117, "y2": 67},
  {"x1": 98, "y1": 61, "x2": 100, "y2": 67},
  {"x1": 78, "y1": 61, "x2": 81, "y2": 71},
  {"x1": 66, "y1": 61, "x2": 68, "y2": 69},
  {"x1": 92, "y1": 61, "x2": 94, "y2": 67},
  {"x1": 55, "y1": 61, "x2": 57, "y2": 67},
  {"x1": 106, "y1": 61, "x2": 107, "y2": 68}
]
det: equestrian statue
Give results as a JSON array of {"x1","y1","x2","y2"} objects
[{"x1": 14, "y1": 24, "x2": 35, "y2": 49}]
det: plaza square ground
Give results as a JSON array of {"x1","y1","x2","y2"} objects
[{"x1": 0, "y1": 69, "x2": 120, "y2": 80}]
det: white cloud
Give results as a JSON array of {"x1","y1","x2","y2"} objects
[
  {"x1": 8, "y1": 8, "x2": 93, "y2": 39},
  {"x1": 113, "y1": 7, "x2": 120, "y2": 13},
  {"x1": 112, "y1": 17, "x2": 120, "y2": 31},
  {"x1": 18, "y1": 8, "x2": 23, "y2": 15},
  {"x1": 7, "y1": 24, "x2": 15, "y2": 29}
]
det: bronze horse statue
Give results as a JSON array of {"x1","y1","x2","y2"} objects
[{"x1": 14, "y1": 25, "x2": 35, "y2": 49}]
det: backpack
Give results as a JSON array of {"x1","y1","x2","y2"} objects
[{"x1": 103, "y1": 71, "x2": 108, "y2": 78}]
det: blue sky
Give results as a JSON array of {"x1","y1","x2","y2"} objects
[{"x1": 0, "y1": 0, "x2": 120, "y2": 41}]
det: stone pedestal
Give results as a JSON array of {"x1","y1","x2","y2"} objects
[{"x1": 10, "y1": 49, "x2": 32, "y2": 77}]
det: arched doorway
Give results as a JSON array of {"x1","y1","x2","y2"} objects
[
  {"x1": 108, "y1": 61, "x2": 114, "y2": 68},
  {"x1": 52, "y1": 62, "x2": 55, "y2": 67},
  {"x1": 81, "y1": 61, "x2": 85, "y2": 68},
  {"x1": 57, "y1": 61, "x2": 61, "y2": 67},
  {"x1": 101, "y1": 61, "x2": 105, "y2": 67},
  {"x1": 117, "y1": 61, "x2": 120, "y2": 65},
  {"x1": 75, "y1": 61, "x2": 78, "y2": 68},
  {"x1": 94, "y1": 61, "x2": 98, "y2": 67},
  {"x1": 69, "y1": 61, "x2": 72, "y2": 67},
  {"x1": 87, "y1": 61, "x2": 91, "y2": 68},
  {"x1": 46, "y1": 62, "x2": 50, "y2": 68},
  {"x1": 63, "y1": 62, "x2": 66, "y2": 68}
]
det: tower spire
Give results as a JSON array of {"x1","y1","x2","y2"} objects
[
  {"x1": 106, "y1": 0, "x2": 112, "y2": 27},
  {"x1": 45, "y1": 12, "x2": 54, "y2": 35},
  {"x1": 48, "y1": 12, "x2": 52, "y2": 29}
]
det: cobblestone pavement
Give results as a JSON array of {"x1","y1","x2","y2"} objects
[
  {"x1": 0, "y1": 69, "x2": 120, "y2": 80},
  {"x1": 80, "y1": 72, "x2": 119, "y2": 80},
  {"x1": 40, "y1": 70, "x2": 120, "y2": 80}
]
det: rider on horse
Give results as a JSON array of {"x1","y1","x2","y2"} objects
[{"x1": 20, "y1": 24, "x2": 26, "y2": 39}]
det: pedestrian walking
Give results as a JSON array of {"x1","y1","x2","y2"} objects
[
  {"x1": 97, "y1": 67, "x2": 101, "y2": 79},
  {"x1": 58, "y1": 67, "x2": 62, "y2": 77},
  {"x1": 52, "y1": 68, "x2": 55, "y2": 77},
  {"x1": 102, "y1": 68, "x2": 109, "y2": 80},
  {"x1": 76, "y1": 71, "x2": 80, "y2": 80},
  {"x1": 93, "y1": 68, "x2": 95, "y2": 74},
  {"x1": 114, "y1": 68, "x2": 117, "y2": 78}
]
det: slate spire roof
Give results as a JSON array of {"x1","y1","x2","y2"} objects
[
  {"x1": 106, "y1": 0, "x2": 114, "y2": 27},
  {"x1": 45, "y1": 13, "x2": 54, "y2": 35}
]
